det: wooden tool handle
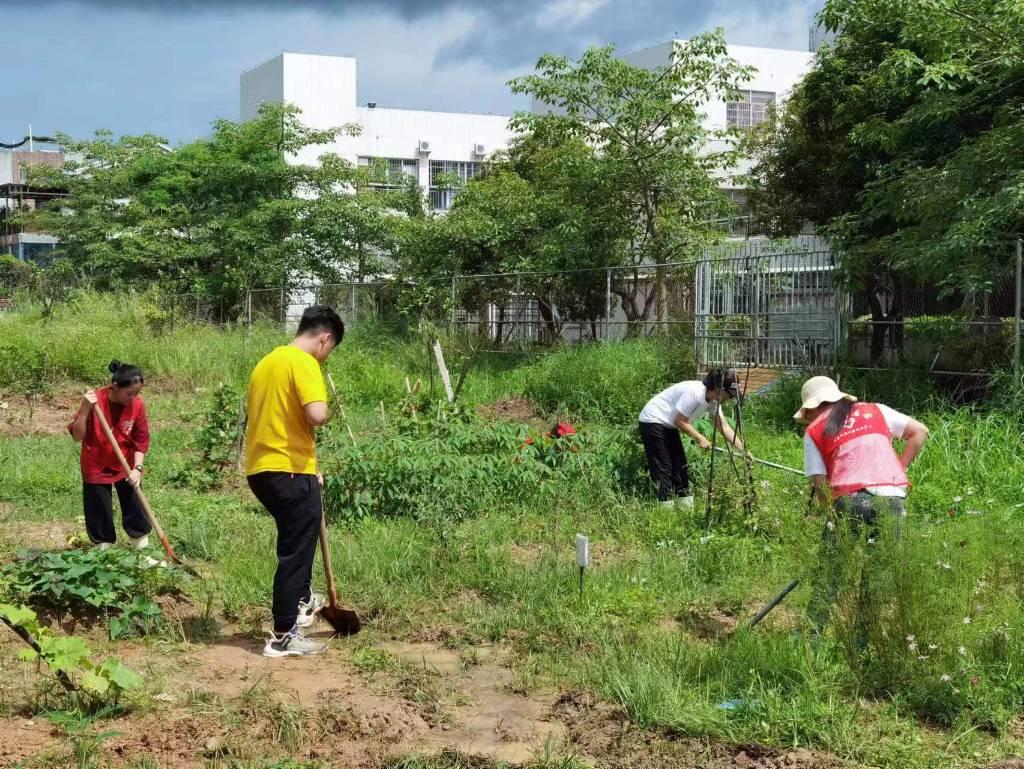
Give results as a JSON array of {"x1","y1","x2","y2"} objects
[
  {"x1": 318, "y1": 513, "x2": 339, "y2": 609},
  {"x1": 90, "y1": 400, "x2": 177, "y2": 562}
]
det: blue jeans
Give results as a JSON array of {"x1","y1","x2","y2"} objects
[{"x1": 807, "y1": 492, "x2": 905, "y2": 637}]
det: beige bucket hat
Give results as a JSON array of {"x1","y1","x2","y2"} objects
[{"x1": 793, "y1": 376, "x2": 857, "y2": 422}]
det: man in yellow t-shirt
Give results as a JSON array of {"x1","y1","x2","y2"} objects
[{"x1": 245, "y1": 305, "x2": 343, "y2": 658}]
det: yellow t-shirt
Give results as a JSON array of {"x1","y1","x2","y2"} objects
[{"x1": 245, "y1": 345, "x2": 327, "y2": 476}]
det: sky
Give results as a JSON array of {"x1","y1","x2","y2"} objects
[{"x1": 2, "y1": 0, "x2": 824, "y2": 145}]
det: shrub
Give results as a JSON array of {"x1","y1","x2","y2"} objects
[
  {"x1": 320, "y1": 400, "x2": 644, "y2": 524},
  {"x1": 0, "y1": 603, "x2": 142, "y2": 705}
]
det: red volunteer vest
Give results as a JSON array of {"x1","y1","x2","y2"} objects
[
  {"x1": 76, "y1": 387, "x2": 148, "y2": 484},
  {"x1": 805, "y1": 403, "x2": 908, "y2": 498}
]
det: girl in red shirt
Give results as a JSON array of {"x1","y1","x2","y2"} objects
[{"x1": 68, "y1": 361, "x2": 152, "y2": 549}]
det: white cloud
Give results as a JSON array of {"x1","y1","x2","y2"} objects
[{"x1": 541, "y1": 0, "x2": 609, "y2": 25}]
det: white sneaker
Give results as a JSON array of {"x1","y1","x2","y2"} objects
[
  {"x1": 129, "y1": 534, "x2": 150, "y2": 550},
  {"x1": 263, "y1": 628, "x2": 326, "y2": 658},
  {"x1": 659, "y1": 500, "x2": 675, "y2": 508},
  {"x1": 296, "y1": 592, "x2": 326, "y2": 628},
  {"x1": 677, "y1": 496, "x2": 695, "y2": 509},
  {"x1": 96, "y1": 542, "x2": 113, "y2": 551}
]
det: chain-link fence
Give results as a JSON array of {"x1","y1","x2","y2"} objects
[
  {"x1": 153, "y1": 236, "x2": 1022, "y2": 379},
  {"x1": 845, "y1": 240, "x2": 1023, "y2": 378},
  {"x1": 448, "y1": 262, "x2": 697, "y2": 345},
  {"x1": 244, "y1": 282, "x2": 389, "y2": 329}
]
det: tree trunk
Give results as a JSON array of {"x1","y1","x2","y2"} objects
[
  {"x1": 494, "y1": 304, "x2": 506, "y2": 349},
  {"x1": 888, "y1": 280, "x2": 905, "y2": 356},
  {"x1": 537, "y1": 294, "x2": 559, "y2": 345},
  {"x1": 868, "y1": 291, "x2": 887, "y2": 367}
]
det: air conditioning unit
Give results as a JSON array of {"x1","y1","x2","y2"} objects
[
  {"x1": 417, "y1": 140, "x2": 431, "y2": 153},
  {"x1": 473, "y1": 143, "x2": 486, "y2": 156}
]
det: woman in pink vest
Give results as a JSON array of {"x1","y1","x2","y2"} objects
[
  {"x1": 794, "y1": 376, "x2": 929, "y2": 632},
  {"x1": 795, "y1": 376, "x2": 929, "y2": 514}
]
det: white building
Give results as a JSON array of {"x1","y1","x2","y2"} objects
[
  {"x1": 241, "y1": 43, "x2": 811, "y2": 219},
  {"x1": 240, "y1": 52, "x2": 514, "y2": 211},
  {"x1": 1, "y1": 141, "x2": 65, "y2": 263}
]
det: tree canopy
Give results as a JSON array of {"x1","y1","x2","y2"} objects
[
  {"x1": 19, "y1": 104, "x2": 408, "y2": 314},
  {"x1": 748, "y1": 0, "x2": 1024, "y2": 303}
]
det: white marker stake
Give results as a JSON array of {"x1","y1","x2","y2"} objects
[{"x1": 576, "y1": 534, "x2": 590, "y2": 598}]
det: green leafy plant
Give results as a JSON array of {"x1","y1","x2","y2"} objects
[
  {"x1": 42, "y1": 706, "x2": 125, "y2": 769},
  {"x1": 171, "y1": 382, "x2": 241, "y2": 490},
  {"x1": 0, "y1": 603, "x2": 141, "y2": 704},
  {"x1": 0, "y1": 547, "x2": 180, "y2": 639},
  {"x1": 321, "y1": 400, "x2": 641, "y2": 524}
]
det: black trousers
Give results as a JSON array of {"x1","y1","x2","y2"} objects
[
  {"x1": 247, "y1": 471, "x2": 321, "y2": 633},
  {"x1": 639, "y1": 422, "x2": 690, "y2": 501},
  {"x1": 83, "y1": 481, "x2": 152, "y2": 545}
]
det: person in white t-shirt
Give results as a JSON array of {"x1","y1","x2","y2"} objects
[
  {"x1": 638, "y1": 368, "x2": 746, "y2": 509},
  {"x1": 794, "y1": 375, "x2": 929, "y2": 634}
]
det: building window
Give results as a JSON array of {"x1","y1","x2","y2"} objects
[
  {"x1": 726, "y1": 91, "x2": 775, "y2": 129},
  {"x1": 357, "y1": 156, "x2": 418, "y2": 188},
  {"x1": 429, "y1": 160, "x2": 481, "y2": 210}
]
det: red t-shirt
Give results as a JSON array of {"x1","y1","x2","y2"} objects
[{"x1": 69, "y1": 387, "x2": 151, "y2": 485}]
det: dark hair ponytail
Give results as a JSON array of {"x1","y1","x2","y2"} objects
[
  {"x1": 108, "y1": 360, "x2": 144, "y2": 388},
  {"x1": 824, "y1": 399, "x2": 854, "y2": 437},
  {"x1": 702, "y1": 367, "x2": 740, "y2": 396}
]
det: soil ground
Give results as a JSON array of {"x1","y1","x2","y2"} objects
[{"x1": 0, "y1": 515, "x2": 851, "y2": 769}]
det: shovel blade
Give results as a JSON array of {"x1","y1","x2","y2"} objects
[{"x1": 320, "y1": 605, "x2": 361, "y2": 636}]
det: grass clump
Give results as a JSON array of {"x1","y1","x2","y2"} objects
[{"x1": 523, "y1": 338, "x2": 693, "y2": 426}]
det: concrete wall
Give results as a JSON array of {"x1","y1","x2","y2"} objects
[
  {"x1": 240, "y1": 53, "x2": 286, "y2": 123},
  {"x1": 0, "y1": 149, "x2": 64, "y2": 186},
  {"x1": 240, "y1": 52, "x2": 513, "y2": 170},
  {"x1": 0, "y1": 152, "x2": 13, "y2": 186}
]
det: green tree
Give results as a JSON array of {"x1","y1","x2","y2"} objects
[
  {"x1": 20, "y1": 104, "x2": 365, "y2": 316},
  {"x1": 500, "y1": 127, "x2": 626, "y2": 340},
  {"x1": 398, "y1": 168, "x2": 540, "y2": 344},
  {"x1": 748, "y1": 0, "x2": 1024, "y2": 359},
  {"x1": 303, "y1": 155, "x2": 423, "y2": 285},
  {"x1": 509, "y1": 34, "x2": 749, "y2": 324}
]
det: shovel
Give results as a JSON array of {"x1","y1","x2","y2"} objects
[
  {"x1": 316, "y1": 502, "x2": 361, "y2": 636},
  {"x1": 315, "y1": 372, "x2": 360, "y2": 636},
  {"x1": 91, "y1": 399, "x2": 201, "y2": 578}
]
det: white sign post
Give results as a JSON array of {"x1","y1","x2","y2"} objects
[{"x1": 576, "y1": 534, "x2": 590, "y2": 598}]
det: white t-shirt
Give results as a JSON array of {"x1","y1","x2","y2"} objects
[
  {"x1": 803, "y1": 403, "x2": 911, "y2": 497},
  {"x1": 639, "y1": 381, "x2": 719, "y2": 428}
]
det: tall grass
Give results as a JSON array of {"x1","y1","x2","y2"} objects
[{"x1": 523, "y1": 338, "x2": 694, "y2": 426}]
